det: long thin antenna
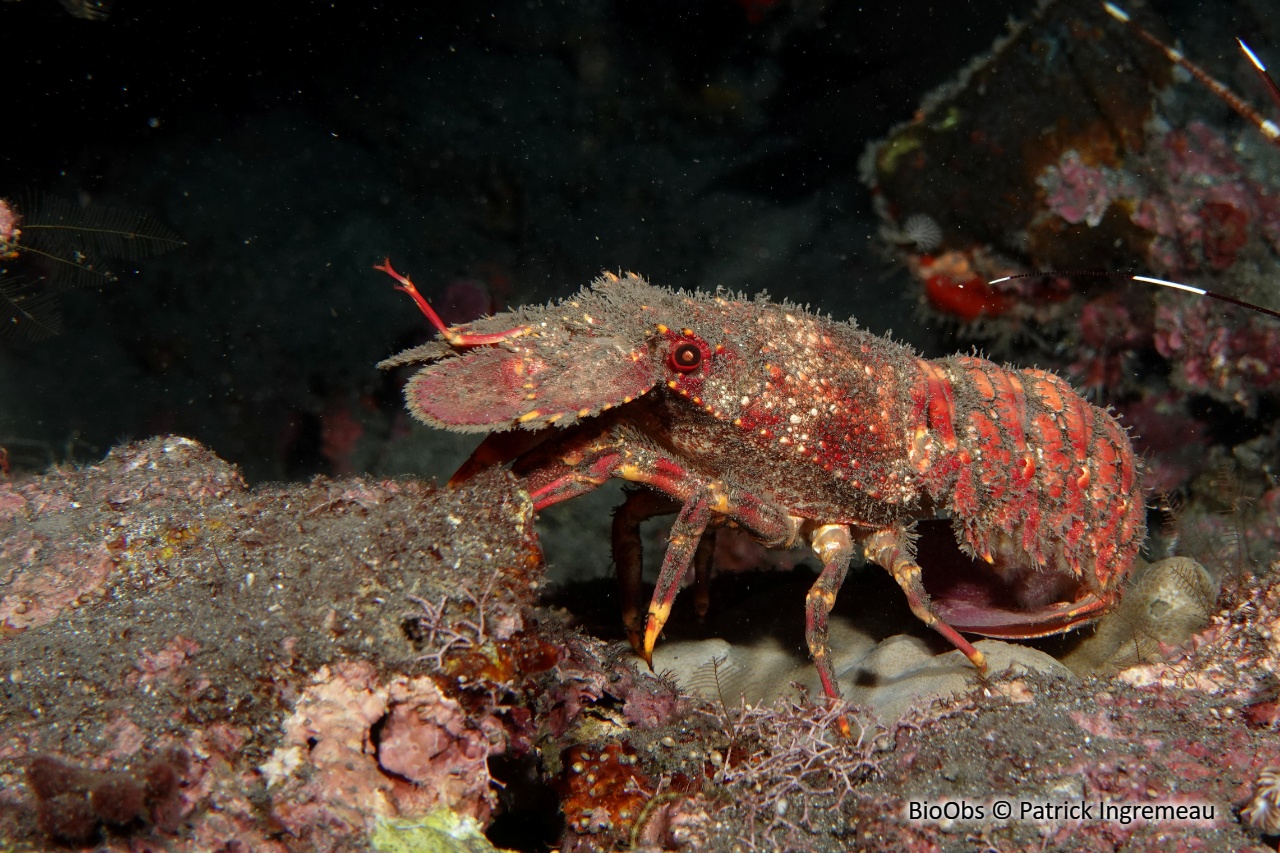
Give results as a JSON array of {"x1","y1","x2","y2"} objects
[
  {"x1": 1103, "y1": 2, "x2": 1280, "y2": 146},
  {"x1": 989, "y1": 271, "x2": 1280, "y2": 320},
  {"x1": 1236, "y1": 39, "x2": 1280, "y2": 141},
  {"x1": 1131, "y1": 274, "x2": 1280, "y2": 320}
]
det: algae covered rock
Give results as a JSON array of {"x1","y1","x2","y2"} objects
[{"x1": 370, "y1": 810, "x2": 514, "y2": 853}]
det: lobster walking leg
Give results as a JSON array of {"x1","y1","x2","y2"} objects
[
  {"x1": 612, "y1": 489, "x2": 679, "y2": 650},
  {"x1": 612, "y1": 489, "x2": 718, "y2": 650},
  {"x1": 691, "y1": 530, "x2": 716, "y2": 623},
  {"x1": 503, "y1": 422, "x2": 799, "y2": 659},
  {"x1": 640, "y1": 491, "x2": 712, "y2": 666},
  {"x1": 864, "y1": 527, "x2": 988, "y2": 672},
  {"x1": 806, "y1": 524, "x2": 855, "y2": 700}
]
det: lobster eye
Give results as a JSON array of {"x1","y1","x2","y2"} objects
[{"x1": 669, "y1": 342, "x2": 703, "y2": 373}]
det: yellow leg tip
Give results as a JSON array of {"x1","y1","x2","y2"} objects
[
  {"x1": 641, "y1": 604, "x2": 672, "y2": 664},
  {"x1": 641, "y1": 621, "x2": 661, "y2": 668}
]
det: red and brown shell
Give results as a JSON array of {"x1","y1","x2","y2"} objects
[{"x1": 382, "y1": 271, "x2": 1145, "y2": 671}]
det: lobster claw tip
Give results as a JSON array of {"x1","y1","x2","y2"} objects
[
  {"x1": 632, "y1": 634, "x2": 655, "y2": 671},
  {"x1": 640, "y1": 612, "x2": 667, "y2": 672}
]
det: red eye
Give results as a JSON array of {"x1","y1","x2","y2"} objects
[{"x1": 669, "y1": 342, "x2": 703, "y2": 373}]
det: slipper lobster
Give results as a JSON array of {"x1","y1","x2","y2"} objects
[{"x1": 378, "y1": 260, "x2": 1146, "y2": 701}]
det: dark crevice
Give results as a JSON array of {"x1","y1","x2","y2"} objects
[{"x1": 485, "y1": 753, "x2": 563, "y2": 852}]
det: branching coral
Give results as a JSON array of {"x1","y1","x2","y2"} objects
[{"x1": 682, "y1": 695, "x2": 885, "y2": 850}]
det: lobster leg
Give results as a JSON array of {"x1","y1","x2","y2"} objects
[
  {"x1": 449, "y1": 429, "x2": 556, "y2": 487},
  {"x1": 611, "y1": 488, "x2": 718, "y2": 651},
  {"x1": 630, "y1": 482, "x2": 797, "y2": 666},
  {"x1": 640, "y1": 491, "x2": 712, "y2": 666},
  {"x1": 612, "y1": 488, "x2": 679, "y2": 650},
  {"x1": 501, "y1": 422, "x2": 799, "y2": 664},
  {"x1": 806, "y1": 524, "x2": 855, "y2": 700},
  {"x1": 691, "y1": 529, "x2": 716, "y2": 623},
  {"x1": 864, "y1": 527, "x2": 988, "y2": 672},
  {"x1": 516, "y1": 429, "x2": 632, "y2": 511}
]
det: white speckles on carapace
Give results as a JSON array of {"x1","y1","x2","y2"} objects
[{"x1": 789, "y1": 414, "x2": 802, "y2": 425}]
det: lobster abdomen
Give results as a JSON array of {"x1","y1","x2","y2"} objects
[{"x1": 910, "y1": 355, "x2": 1145, "y2": 616}]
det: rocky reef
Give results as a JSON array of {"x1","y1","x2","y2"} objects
[{"x1": 1, "y1": 437, "x2": 1279, "y2": 852}]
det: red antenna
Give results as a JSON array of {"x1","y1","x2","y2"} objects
[{"x1": 375, "y1": 258, "x2": 528, "y2": 347}]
